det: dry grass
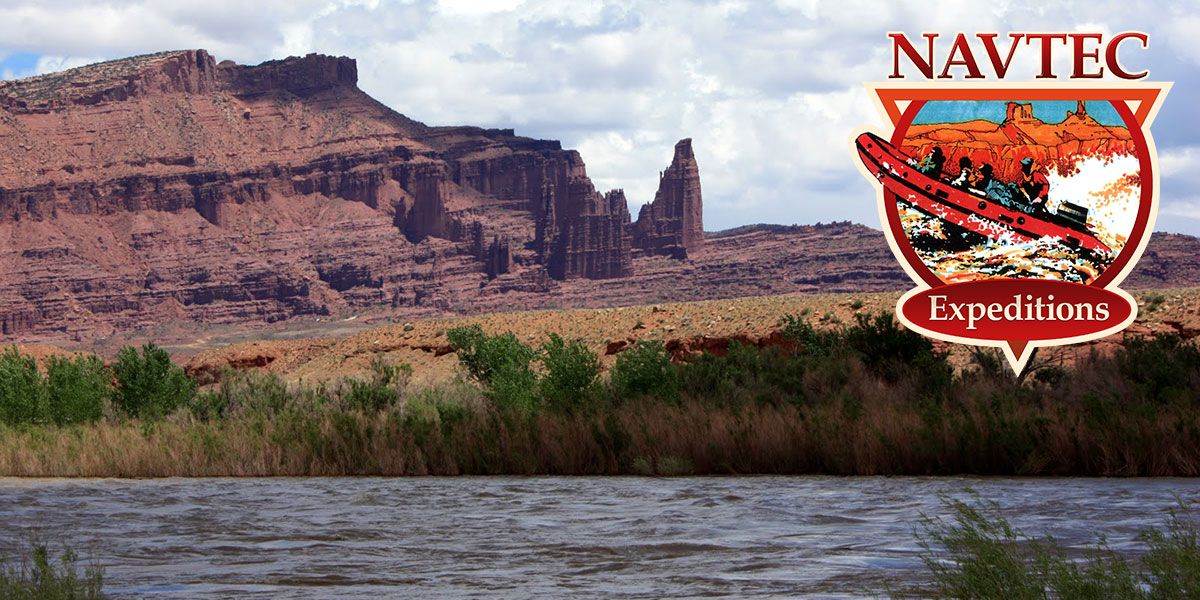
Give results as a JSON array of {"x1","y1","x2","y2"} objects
[
  {"x1": 5, "y1": 304, "x2": 1200, "y2": 478},
  {"x1": 2, "y1": 388, "x2": 1197, "y2": 478}
]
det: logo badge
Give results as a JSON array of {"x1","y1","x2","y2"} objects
[{"x1": 856, "y1": 75, "x2": 1169, "y2": 372}]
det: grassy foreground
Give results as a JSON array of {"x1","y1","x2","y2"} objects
[
  {"x1": 899, "y1": 495, "x2": 1200, "y2": 599},
  {"x1": 0, "y1": 544, "x2": 103, "y2": 600},
  {"x1": 2, "y1": 311, "x2": 1200, "y2": 476}
]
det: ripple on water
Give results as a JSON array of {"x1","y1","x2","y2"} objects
[{"x1": 1, "y1": 476, "x2": 1198, "y2": 599}]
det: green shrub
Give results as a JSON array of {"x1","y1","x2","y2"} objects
[
  {"x1": 915, "y1": 494, "x2": 1048, "y2": 599},
  {"x1": 908, "y1": 494, "x2": 1200, "y2": 599},
  {"x1": 448, "y1": 325, "x2": 540, "y2": 412},
  {"x1": 781, "y1": 311, "x2": 952, "y2": 395},
  {"x1": 969, "y1": 347, "x2": 1007, "y2": 379},
  {"x1": 43, "y1": 355, "x2": 109, "y2": 425},
  {"x1": 1116, "y1": 334, "x2": 1200, "y2": 403},
  {"x1": 780, "y1": 314, "x2": 843, "y2": 357},
  {"x1": 188, "y1": 390, "x2": 229, "y2": 423},
  {"x1": 447, "y1": 325, "x2": 538, "y2": 383},
  {"x1": 680, "y1": 342, "x2": 806, "y2": 406},
  {"x1": 1141, "y1": 506, "x2": 1200, "y2": 597},
  {"x1": 369, "y1": 354, "x2": 412, "y2": 390},
  {"x1": 343, "y1": 378, "x2": 396, "y2": 412},
  {"x1": 112, "y1": 344, "x2": 196, "y2": 419},
  {"x1": 0, "y1": 347, "x2": 46, "y2": 425},
  {"x1": 539, "y1": 334, "x2": 601, "y2": 410},
  {"x1": 1142, "y1": 292, "x2": 1166, "y2": 313},
  {"x1": 0, "y1": 543, "x2": 104, "y2": 599},
  {"x1": 403, "y1": 384, "x2": 474, "y2": 441},
  {"x1": 487, "y1": 365, "x2": 540, "y2": 413},
  {"x1": 189, "y1": 369, "x2": 294, "y2": 421},
  {"x1": 610, "y1": 341, "x2": 679, "y2": 402},
  {"x1": 342, "y1": 355, "x2": 412, "y2": 412},
  {"x1": 843, "y1": 312, "x2": 952, "y2": 393}
]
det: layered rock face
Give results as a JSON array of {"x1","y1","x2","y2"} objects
[
  {"x1": 0, "y1": 50, "x2": 682, "y2": 340},
  {"x1": 634, "y1": 138, "x2": 704, "y2": 258}
]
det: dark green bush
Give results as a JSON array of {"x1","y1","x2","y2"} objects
[
  {"x1": 679, "y1": 342, "x2": 805, "y2": 406},
  {"x1": 0, "y1": 347, "x2": 45, "y2": 425},
  {"x1": 1115, "y1": 334, "x2": 1200, "y2": 403},
  {"x1": 447, "y1": 325, "x2": 538, "y2": 383},
  {"x1": 610, "y1": 341, "x2": 679, "y2": 402},
  {"x1": 539, "y1": 334, "x2": 601, "y2": 410},
  {"x1": 188, "y1": 390, "x2": 229, "y2": 423},
  {"x1": 343, "y1": 378, "x2": 396, "y2": 412},
  {"x1": 781, "y1": 311, "x2": 953, "y2": 395},
  {"x1": 487, "y1": 364, "x2": 540, "y2": 413},
  {"x1": 112, "y1": 344, "x2": 196, "y2": 419},
  {"x1": 0, "y1": 349, "x2": 111, "y2": 426},
  {"x1": 843, "y1": 312, "x2": 948, "y2": 386},
  {"x1": 448, "y1": 325, "x2": 540, "y2": 412},
  {"x1": 780, "y1": 314, "x2": 844, "y2": 357},
  {"x1": 43, "y1": 355, "x2": 109, "y2": 425},
  {"x1": 0, "y1": 543, "x2": 104, "y2": 599}
]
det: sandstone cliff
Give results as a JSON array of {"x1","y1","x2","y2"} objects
[{"x1": 0, "y1": 50, "x2": 686, "y2": 340}]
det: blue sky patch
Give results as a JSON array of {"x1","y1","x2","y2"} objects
[
  {"x1": 0, "y1": 52, "x2": 39, "y2": 79},
  {"x1": 913, "y1": 100, "x2": 1126, "y2": 128}
]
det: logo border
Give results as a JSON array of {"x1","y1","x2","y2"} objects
[{"x1": 853, "y1": 81, "x2": 1172, "y2": 372}]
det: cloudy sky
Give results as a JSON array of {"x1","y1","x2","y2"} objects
[{"x1": 0, "y1": 0, "x2": 1196, "y2": 233}]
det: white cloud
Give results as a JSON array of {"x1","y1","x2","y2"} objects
[
  {"x1": 1160, "y1": 147, "x2": 1200, "y2": 179},
  {"x1": 1163, "y1": 6, "x2": 1200, "y2": 66},
  {"x1": 1158, "y1": 197, "x2": 1200, "y2": 221},
  {"x1": 0, "y1": 0, "x2": 1196, "y2": 233},
  {"x1": 34, "y1": 55, "x2": 106, "y2": 75}
]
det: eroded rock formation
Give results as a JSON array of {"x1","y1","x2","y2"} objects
[
  {"x1": 0, "y1": 50, "x2": 688, "y2": 340},
  {"x1": 634, "y1": 138, "x2": 704, "y2": 258}
]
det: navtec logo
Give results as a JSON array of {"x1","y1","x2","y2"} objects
[{"x1": 854, "y1": 32, "x2": 1170, "y2": 373}]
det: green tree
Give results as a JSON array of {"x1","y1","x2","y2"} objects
[
  {"x1": 447, "y1": 325, "x2": 540, "y2": 411},
  {"x1": 0, "y1": 347, "x2": 45, "y2": 425},
  {"x1": 539, "y1": 334, "x2": 601, "y2": 409},
  {"x1": 112, "y1": 344, "x2": 196, "y2": 419},
  {"x1": 610, "y1": 341, "x2": 679, "y2": 402},
  {"x1": 44, "y1": 355, "x2": 110, "y2": 425}
]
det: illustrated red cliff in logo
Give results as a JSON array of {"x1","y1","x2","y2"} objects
[{"x1": 856, "y1": 33, "x2": 1170, "y2": 372}]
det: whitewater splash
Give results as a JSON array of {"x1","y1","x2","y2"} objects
[
  {"x1": 900, "y1": 153, "x2": 1140, "y2": 285},
  {"x1": 1046, "y1": 153, "x2": 1140, "y2": 253}
]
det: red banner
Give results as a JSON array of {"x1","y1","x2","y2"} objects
[{"x1": 900, "y1": 279, "x2": 1136, "y2": 349}]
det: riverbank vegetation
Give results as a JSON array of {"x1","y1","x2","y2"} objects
[
  {"x1": 1, "y1": 312, "x2": 1199, "y2": 476},
  {"x1": 898, "y1": 494, "x2": 1200, "y2": 599},
  {"x1": 0, "y1": 543, "x2": 104, "y2": 599}
]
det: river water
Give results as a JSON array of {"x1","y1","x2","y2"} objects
[{"x1": 1, "y1": 477, "x2": 1196, "y2": 599}]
